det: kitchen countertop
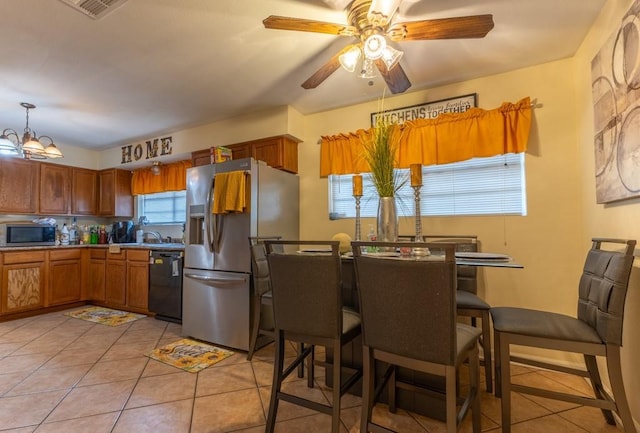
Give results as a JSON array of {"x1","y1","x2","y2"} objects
[{"x1": 0, "y1": 243, "x2": 185, "y2": 252}]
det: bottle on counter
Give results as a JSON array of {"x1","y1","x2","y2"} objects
[
  {"x1": 98, "y1": 225, "x2": 107, "y2": 244},
  {"x1": 69, "y1": 217, "x2": 78, "y2": 245},
  {"x1": 61, "y1": 224, "x2": 70, "y2": 246},
  {"x1": 90, "y1": 226, "x2": 98, "y2": 244},
  {"x1": 82, "y1": 225, "x2": 90, "y2": 244}
]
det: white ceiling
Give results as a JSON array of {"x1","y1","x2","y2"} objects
[{"x1": 0, "y1": 0, "x2": 606, "y2": 151}]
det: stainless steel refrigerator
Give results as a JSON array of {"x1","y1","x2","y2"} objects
[{"x1": 182, "y1": 158, "x2": 299, "y2": 350}]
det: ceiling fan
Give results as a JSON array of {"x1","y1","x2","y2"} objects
[{"x1": 263, "y1": 0, "x2": 494, "y2": 94}]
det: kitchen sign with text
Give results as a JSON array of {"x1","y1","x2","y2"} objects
[
  {"x1": 121, "y1": 136, "x2": 173, "y2": 164},
  {"x1": 371, "y1": 93, "x2": 477, "y2": 126}
]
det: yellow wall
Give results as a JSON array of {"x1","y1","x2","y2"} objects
[{"x1": 574, "y1": 0, "x2": 640, "y2": 423}]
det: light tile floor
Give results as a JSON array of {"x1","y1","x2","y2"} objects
[{"x1": 0, "y1": 308, "x2": 624, "y2": 433}]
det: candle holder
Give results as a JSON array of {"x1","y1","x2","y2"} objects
[{"x1": 354, "y1": 194, "x2": 362, "y2": 241}]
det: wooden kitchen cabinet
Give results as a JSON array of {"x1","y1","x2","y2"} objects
[
  {"x1": 191, "y1": 149, "x2": 211, "y2": 167},
  {"x1": 48, "y1": 249, "x2": 82, "y2": 306},
  {"x1": 87, "y1": 249, "x2": 106, "y2": 302},
  {"x1": 105, "y1": 249, "x2": 126, "y2": 306},
  {"x1": 192, "y1": 134, "x2": 300, "y2": 172},
  {"x1": 0, "y1": 158, "x2": 40, "y2": 214},
  {"x1": 1, "y1": 251, "x2": 46, "y2": 314},
  {"x1": 229, "y1": 143, "x2": 252, "y2": 160},
  {"x1": 250, "y1": 135, "x2": 299, "y2": 173},
  {"x1": 39, "y1": 163, "x2": 71, "y2": 215},
  {"x1": 98, "y1": 168, "x2": 133, "y2": 217},
  {"x1": 126, "y1": 249, "x2": 149, "y2": 312},
  {"x1": 72, "y1": 168, "x2": 97, "y2": 215}
]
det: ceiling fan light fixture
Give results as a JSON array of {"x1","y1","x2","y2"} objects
[
  {"x1": 367, "y1": 0, "x2": 402, "y2": 26},
  {"x1": 339, "y1": 45, "x2": 362, "y2": 72},
  {"x1": 359, "y1": 57, "x2": 377, "y2": 79},
  {"x1": 363, "y1": 34, "x2": 386, "y2": 60},
  {"x1": 381, "y1": 45, "x2": 403, "y2": 70}
]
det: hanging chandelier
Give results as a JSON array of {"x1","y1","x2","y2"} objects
[{"x1": 0, "y1": 102, "x2": 64, "y2": 160}]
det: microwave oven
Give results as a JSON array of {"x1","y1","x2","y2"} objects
[{"x1": 0, "y1": 223, "x2": 56, "y2": 246}]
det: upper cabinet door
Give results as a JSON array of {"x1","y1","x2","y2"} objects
[
  {"x1": 0, "y1": 158, "x2": 40, "y2": 214},
  {"x1": 98, "y1": 169, "x2": 133, "y2": 217},
  {"x1": 39, "y1": 163, "x2": 71, "y2": 215},
  {"x1": 71, "y1": 168, "x2": 97, "y2": 215}
]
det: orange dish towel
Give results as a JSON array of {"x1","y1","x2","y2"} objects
[{"x1": 212, "y1": 171, "x2": 247, "y2": 214}]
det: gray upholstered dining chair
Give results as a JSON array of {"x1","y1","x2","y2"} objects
[
  {"x1": 491, "y1": 238, "x2": 637, "y2": 433},
  {"x1": 246, "y1": 236, "x2": 281, "y2": 361},
  {"x1": 400, "y1": 234, "x2": 493, "y2": 392},
  {"x1": 352, "y1": 241, "x2": 482, "y2": 433},
  {"x1": 263, "y1": 240, "x2": 362, "y2": 433}
]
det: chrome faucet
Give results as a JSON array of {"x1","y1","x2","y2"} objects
[{"x1": 143, "y1": 231, "x2": 163, "y2": 243}]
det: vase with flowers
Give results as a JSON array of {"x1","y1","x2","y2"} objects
[{"x1": 361, "y1": 112, "x2": 404, "y2": 243}]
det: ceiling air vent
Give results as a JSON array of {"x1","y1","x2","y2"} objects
[{"x1": 58, "y1": 0, "x2": 128, "y2": 20}]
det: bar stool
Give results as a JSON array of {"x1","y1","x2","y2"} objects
[
  {"x1": 491, "y1": 238, "x2": 637, "y2": 433},
  {"x1": 353, "y1": 241, "x2": 481, "y2": 433},
  {"x1": 264, "y1": 240, "x2": 362, "y2": 433}
]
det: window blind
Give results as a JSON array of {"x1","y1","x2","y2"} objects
[
  {"x1": 329, "y1": 153, "x2": 526, "y2": 219},
  {"x1": 137, "y1": 191, "x2": 187, "y2": 224}
]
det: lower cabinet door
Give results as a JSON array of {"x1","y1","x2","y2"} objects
[{"x1": 2, "y1": 262, "x2": 46, "y2": 313}]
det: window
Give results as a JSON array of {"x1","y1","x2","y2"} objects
[
  {"x1": 329, "y1": 153, "x2": 526, "y2": 218},
  {"x1": 137, "y1": 191, "x2": 187, "y2": 224}
]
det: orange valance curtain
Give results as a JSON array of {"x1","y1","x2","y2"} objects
[
  {"x1": 131, "y1": 160, "x2": 193, "y2": 195},
  {"x1": 319, "y1": 96, "x2": 531, "y2": 177}
]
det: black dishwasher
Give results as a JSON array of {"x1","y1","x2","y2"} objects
[{"x1": 149, "y1": 250, "x2": 183, "y2": 323}]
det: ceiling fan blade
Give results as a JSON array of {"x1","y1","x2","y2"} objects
[
  {"x1": 374, "y1": 59, "x2": 411, "y2": 94},
  {"x1": 263, "y1": 15, "x2": 357, "y2": 36},
  {"x1": 302, "y1": 44, "x2": 357, "y2": 89},
  {"x1": 387, "y1": 14, "x2": 494, "y2": 41}
]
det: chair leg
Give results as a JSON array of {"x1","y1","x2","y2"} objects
[
  {"x1": 469, "y1": 345, "x2": 481, "y2": 433},
  {"x1": 246, "y1": 297, "x2": 262, "y2": 361},
  {"x1": 388, "y1": 366, "x2": 397, "y2": 414},
  {"x1": 331, "y1": 341, "x2": 342, "y2": 433},
  {"x1": 497, "y1": 331, "x2": 512, "y2": 433},
  {"x1": 297, "y1": 342, "x2": 305, "y2": 378},
  {"x1": 361, "y1": 346, "x2": 375, "y2": 433},
  {"x1": 606, "y1": 346, "x2": 638, "y2": 433},
  {"x1": 584, "y1": 354, "x2": 615, "y2": 425},
  {"x1": 308, "y1": 344, "x2": 315, "y2": 388},
  {"x1": 481, "y1": 310, "x2": 493, "y2": 393},
  {"x1": 265, "y1": 330, "x2": 285, "y2": 433},
  {"x1": 493, "y1": 326, "x2": 502, "y2": 398},
  {"x1": 445, "y1": 365, "x2": 457, "y2": 433}
]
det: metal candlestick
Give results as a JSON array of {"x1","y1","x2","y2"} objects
[
  {"x1": 354, "y1": 194, "x2": 362, "y2": 241},
  {"x1": 412, "y1": 184, "x2": 429, "y2": 255},
  {"x1": 413, "y1": 185, "x2": 422, "y2": 241}
]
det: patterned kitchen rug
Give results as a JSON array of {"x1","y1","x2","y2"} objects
[
  {"x1": 147, "y1": 338, "x2": 234, "y2": 373},
  {"x1": 64, "y1": 306, "x2": 146, "y2": 326}
]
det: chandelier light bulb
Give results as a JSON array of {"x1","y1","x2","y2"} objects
[
  {"x1": 339, "y1": 45, "x2": 362, "y2": 73},
  {"x1": 381, "y1": 45, "x2": 403, "y2": 70},
  {"x1": 363, "y1": 34, "x2": 387, "y2": 60}
]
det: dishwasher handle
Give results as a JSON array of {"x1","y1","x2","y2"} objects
[{"x1": 184, "y1": 273, "x2": 247, "y2": 286}]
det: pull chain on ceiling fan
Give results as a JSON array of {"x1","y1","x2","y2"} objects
[{"x1": 263, "y1": 0, "x2": 494, "y2": 94}]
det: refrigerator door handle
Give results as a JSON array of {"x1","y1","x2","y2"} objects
[
  {"x1": 205, "y1": 175, "x2": 216, "y2": 252},
  {"x1": 184, "y1": 273, "x2": 247, "y2": 285}
]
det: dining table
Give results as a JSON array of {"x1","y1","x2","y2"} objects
[{"x1": 325, "y1": 250, "x2": 523, "y2": 421}]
